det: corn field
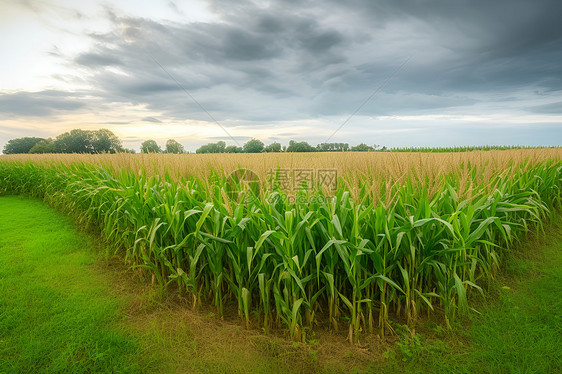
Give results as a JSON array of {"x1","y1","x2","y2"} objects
[{"x1": 1, "y1": 150, "x2": 561, "y2": 342}]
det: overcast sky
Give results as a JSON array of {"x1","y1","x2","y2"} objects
[{"x1": 1, "y1": 0, "x2": 561, "y2": 152}]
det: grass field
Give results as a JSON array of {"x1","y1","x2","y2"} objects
[
  {"x1": 0, "y1": 197, "x2": 141, "y2": 373},
  {"x1": 1, "y1": 149, "x2": 561, "y2": 344}
]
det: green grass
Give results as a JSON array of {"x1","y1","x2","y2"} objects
[
  {"x1": 0, "y1": 196, "x2": 143, "y2": 373},
  {"x1": 463, "y1": 222, "x2": 562, "y2": 373},
  {"x1": 0, "y1": 196, "x2": 306, "y2": 373},
  {"x1": 377, "y1": 216, "x2": 562, "y2": 373}
]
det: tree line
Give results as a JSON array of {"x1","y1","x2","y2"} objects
[
  {"x1": 1, "y1": 129, "x2": 185, "y2": 155},
  {"x1": 2, "y1": 129, "x2": 385, "y2": 154},
  {"x1": 194, "y1": 139, "x2": 386, "y2": 153},
  {"x1": 2, "y1": 129, "x2": 129, "y2": 154}
]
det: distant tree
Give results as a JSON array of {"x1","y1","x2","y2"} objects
[
  {"x1": 196, "y1": 141, "x2": 227, "y2": 154},
  {"x1": 140, "y1": 139, "x2": 162, "y2": 153},
  {"x1": 91, "y1": 129, "x2": 124, "y2": 153},
  {"x1": 123, "y1": 148, "x2": 137, "y2": 154},
  {"x1": 29, "y1": 138, "x2": 56, "y2": 154},
  {"x1": 286, "y1": 140, "x2": 315, "y2": 152},
  {"x1": 350, "y1": 143, "x2": 374, "y2": 152},
  {"x1": 165, "y1": 139, "x2": 185, "y2": 154},
  {"x1": 55, "y1": 129, "x2": 94, "y2": 153},
  {"x1": 225, "y1": 145, "x2": 243, "y2": 153},
  {"x1": 215, "y1": 141, "x2": 226, "y2": 153},
  {"x1": 316, "y1": 143, "x2": 328, "y2": 152},
  {"x1": 243, "y1": 139, "x2": 265, "y2": 153},
  {"x1": 264, "y1": 142, "x2": 282, "y2": 152},
  {"x1": 2, "y1": 137, "x2": 44, "y2": 154}
]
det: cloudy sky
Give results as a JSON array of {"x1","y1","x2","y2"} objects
[{"x1": 1, "y1": 0, "x2": 561, "y2": 152}]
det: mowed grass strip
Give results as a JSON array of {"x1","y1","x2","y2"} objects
[
  {"x1": 462, "y1": 216, "x2": 562, "y2": 374},
  {"x1": 0, "y1": 196, "x2": 141, "y2": 373}
]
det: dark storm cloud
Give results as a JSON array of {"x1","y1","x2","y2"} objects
[
  {"x1": 57, "y1": 0, "x2": 562, "y2": 127},
  {"x1": 0, "y1": 91, "x2": 85, "y2": 117},
  {"x1": 222, "y1": 29, "x2": 281, "y2": 61},
  {"x1": 66, "y1": 7, "x2": 360, "y2": 123},
  {"x1": 333, "y1": 0, "x2": 562, "y2": 90}
]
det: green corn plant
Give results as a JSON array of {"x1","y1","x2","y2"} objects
[{"x1": 0, "y1": 154, "x2": 560, "y2": 339}]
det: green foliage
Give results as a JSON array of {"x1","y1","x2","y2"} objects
[
  {"x1": 380, "y1": 218, "x2": 562, "y2": 373},
  {"x1": 29, "y1": 138, "x2": 56, "y2": 154},
  {"x1": 2, "y1": 137, "x2": 44, "y2": 154},
  {"x1": 140, "y1": 139, "x2": 162, "y2": 153},
  {"x1": 225, "y1": 145, "x2": 243, "y2": 153},
  {"x1": 54, "y1": 129, "x2": 124, "y2": 154},
  {"x1": 196, "y1": 141, "x2": 226, "y2": 154},
  {"x1": 91, "y1": 129, "x2": 124, "y2": 153},
  {"x1": 55, "y1": 129, "x2": 93, "y2": 153},
  {"x1": 0, "y1": 157, "x2": 560, "y2": 343},
  {"x1": 265, "y1": 142, "x2": 282, "y2": 153},
  {"x1": 165, "y1": 139, "x2": 185, "y2": 154},
  {"x1": 396, "y1": 331, "x2": 449, "y2": 363},
  {"x1": 286, "y1": 140, "x2": 315, "y2": 152},
  {"x1": 350, "y1": 143, "x2": 374, "y2": 152},
  {"x1": 2, "y1": 130, "x2": 124, "y2": 154},
  {"x1": 243, "y1": 138, "x2": 265, "y2": 153}
]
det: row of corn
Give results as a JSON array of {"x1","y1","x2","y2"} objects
[{"x1": 0, "y1": 159, "x2": 560, "y2": 341}]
